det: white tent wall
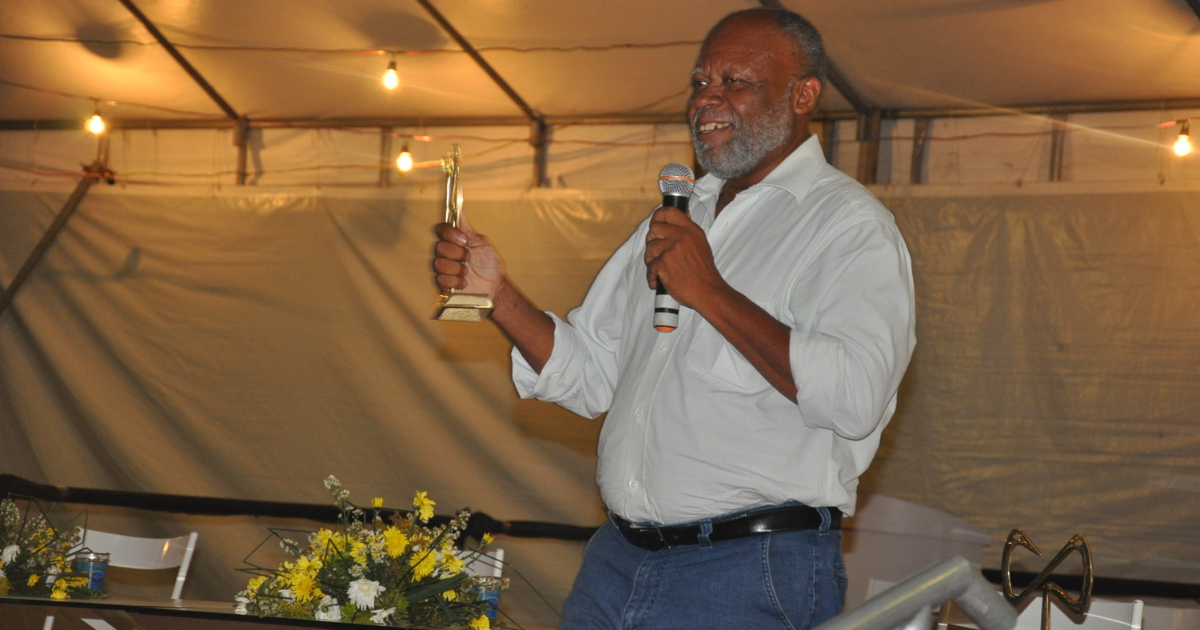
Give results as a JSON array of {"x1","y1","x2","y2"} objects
[{"x1": 3, "y1": 112, "x2": 1200, "y2": 623}]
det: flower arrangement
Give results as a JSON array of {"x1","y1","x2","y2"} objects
[
  {"x1": 0, "y1": 497, "x2": 98, "y2": 600},
  {"x1": 236, "y1": 476, "x2": 505, "y2": 628}
]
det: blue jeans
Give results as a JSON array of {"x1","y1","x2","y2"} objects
[{"x1": 559, "y1": 507, "x2": 848, "y2": 630}]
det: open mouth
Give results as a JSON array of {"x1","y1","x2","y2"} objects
[{"x1": 695, "y1": 122, "x2": 731, "y2": 134}]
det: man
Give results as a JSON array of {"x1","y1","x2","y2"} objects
[{"x1": 433, "y1": 8, "x2": 915, "y2": 629}]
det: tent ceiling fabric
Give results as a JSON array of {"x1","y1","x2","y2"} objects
[{"x1": 1, "y1": 0, "x2": 1198, "y2": 126}]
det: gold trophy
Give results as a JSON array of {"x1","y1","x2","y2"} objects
[{"x1": 434, "y1": 144, "x2": 494, "y2": 321}]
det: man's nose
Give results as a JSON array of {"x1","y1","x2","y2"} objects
[{"x1": 689, "y1": 83, "x2": 726, "y2": 111}]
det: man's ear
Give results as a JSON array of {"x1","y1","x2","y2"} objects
[{"x1": 792, "y1": 76, "x2": 822, "y2": 116}]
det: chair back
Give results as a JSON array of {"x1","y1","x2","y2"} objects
[{"x1": 80, "y1": 529, "x2": 198, "y2": 600}]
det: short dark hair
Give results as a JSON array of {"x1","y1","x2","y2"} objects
[{"x1": 711, "y1": 8, "x2": 828, "y2": 87}]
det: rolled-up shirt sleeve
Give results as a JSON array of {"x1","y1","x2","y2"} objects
[
  {"x1": 788, "y1": 213, "x2": 916, "y2": 441},
  {"x1": 511, "y1": 227, "x2": 644, "y2": 419}
]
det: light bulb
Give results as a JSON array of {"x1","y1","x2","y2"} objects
[
  {"x1": 396, "y1": 144, "x2": 414, "y2": 173},
  {"x1": 86, "y1": 113, "x2": 105, "y2": 134},
  {"x1": 1176, "y1": 134, "x2": 1193, "y2": 157},
  {"x1": 1174, "y1": 121, "x2": 1192, "y2": 157},
  {"x1": 382, "y1": 60, "x2": 399, "y2": 90}
]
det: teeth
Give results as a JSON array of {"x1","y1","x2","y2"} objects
[{"x1": 697, "y1": 122, "x2": 730, "y2": 133}]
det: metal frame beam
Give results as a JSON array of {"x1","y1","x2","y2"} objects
[
  {"x1": 0, "y1": 161, "x2": 109, "y2": 318},
  {"x1": 1047, "y1": 113, "x2": 1068, "y2": 182},
  {"x1": 1186, "y1": 0, "x2": 1200, "y2": 21},
  {"x1": 856, "y1": 111, "x2": 882, "y2": 184},
  {"x1": 2, "y1": 97, "x2": 1199, "y2": 133},
  {"x1": 115, "y1": 0, "x2": 252, "y2": 184},
  {"x1": 414, "y1": 0, "x2": 539, "y2": 123},
  {"x1": 115, "y1": 0, "x2": 240, "y2": 122},
  {"x1": 413, "y1": 0, "x2": 550, "y2": 186},
  {"x1": 378, "y1": 126, "x2": 394, "y2": 187},
  {"x1": 910, "y1": 118, "x2": 930, "y2": 184}
]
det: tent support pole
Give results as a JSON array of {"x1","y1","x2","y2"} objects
[
  {"x1": 532, "y1": 119, "x2": 552, "y2": 188},
  {"x1": 911, "y1": 118, "x2": 930, "y2": 184},
  {"x1": 0, "y1": 160, "x2": 108, "y2": 318},
  {"x1": 821, "y1": 119, "x2": 838, "y2": 165},
  {"x1": 379, "y1": 127, "x2": 394, "y2": 188},
  {"x1": 1048, "y1": 113, "x2": 1068, "y2": 182},
  {"x1": 235, "y1": 117, "x2": 250, "y2": 186},
  {"x1": 856, "y1": 110, "x2": 882, "y2": 185}
]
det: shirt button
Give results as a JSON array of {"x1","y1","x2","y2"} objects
[
  {"x1": 658, "y1": 344, "x2": 667, "y2": 354},
  {"x1": 634, "y1": 408, "x2": 643, "y2": 421},
  {"x1": 628, "y1": 479, "x2": 639, "y2": 489}
]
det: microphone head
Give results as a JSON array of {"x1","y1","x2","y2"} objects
[{"x1": 659, "y1": 163, "x2": 695, "y2": 198}]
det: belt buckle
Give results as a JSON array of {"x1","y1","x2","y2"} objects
[
  {"x1": 652, "y1": 525, "x2": 670, "y2": 550},
  {"x1": 628, "y1": 523, "x2": 670, "y2": 550}
]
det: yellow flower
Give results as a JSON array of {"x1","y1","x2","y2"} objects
[
  {"x1": 470, "y1": 614, "x2": 490, "y2": 630},
  {"x1": 412, "y1": 491, "x2": 435, "y2": 522},
  {"x1": 289, "y1": 571, "x2": 322, "y2": 603},
  {"x1": 247, "y1": 576, "x2": 267, "y2": 592},
  {"x1": 481, "y1": 533, "x2": 494, "y2": 546},
  {"x1": 372, "y1": 497, "x2": 384, "y2": 509},
  {"x1": 51, "y1": 587, "x2": 68, "y2": 600},
  {"x1": 441, "y1": 552, "x2": 465, "y2": 576},
  {"x1": 383, "y1": 527, "x2": 409, "y2": 558},
  {"x1": 28, "y1": 574, "x2": 39, "y2": 587},
  {"x1": 409, "y1": 550, "x2": 437, "y2": 580},
  {"x1": 442, "y1": 589, "x2": 458, "y2": 601},
  {"x1": 294, "y1": 555, "x2": 322, "y2": 577},
  {"x1": 313, "y1": 529, "x2": 334, "y2": 552},
  {"x1": 349, "y1": 540, "x2": 369, "y2": 566}
]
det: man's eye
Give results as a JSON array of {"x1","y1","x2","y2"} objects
[
  {"x1": 692, "y1": 79, "x2": 708, "y2": 89},
  {"x1": 724, "y1": 77, "x2": 741, "y2": 85}
]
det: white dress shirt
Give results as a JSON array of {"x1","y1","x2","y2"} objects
[{"x1": 512, "y1": 136, "x2": 915, "y2": 523}]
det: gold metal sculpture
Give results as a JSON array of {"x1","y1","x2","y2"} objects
[
  {"x1": 1001, "y1": 529, "x2": 1094, "y2": 630},
  {"x1": 434, "y1": 144, "x2": 494, "y2": 321}
]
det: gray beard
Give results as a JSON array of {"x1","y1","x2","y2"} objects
[{"x1": 691, "y1": 92, "x2": 795, "y2": 180}]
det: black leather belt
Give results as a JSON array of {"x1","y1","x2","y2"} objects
[{"x1": 611, "y1": 504, "x2": 840, "y2": 551}]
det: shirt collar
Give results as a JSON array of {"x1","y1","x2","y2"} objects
[{"x1": 691, "y1": 134, "x2": 827, "y2": 224}]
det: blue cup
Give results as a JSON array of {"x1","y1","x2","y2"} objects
[{"x1": 74, "y1": 551, "x2": 110, "y2": 591}]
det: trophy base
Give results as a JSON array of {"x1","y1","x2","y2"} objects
[{"x1": 434, "y1": 293, "x2": 494, "y2": 322}]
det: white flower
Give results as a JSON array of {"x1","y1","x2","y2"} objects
[
  {"x1": 314, "y1": 596, "x2": 342, "y2": 621},
  {"x1": 1, "y1": 545, "x2": 19, "y2": 564},
  {"x1": 280, "y1": 588, "x2": 295, "y2": 601},
  {"x1": 0, "y1": 568, "x2": 6, "y2": 580},
  {"x1": 347, "y1": 578, "x2": 385, "y2": 610},
  {"x1": 350, "y1": 564, "x2": 364, "y2": 578},
  {"x1": 234, "y1": 596, "x2": 250, "y2": 615},
  {"x1": 370, "y1": 607, "x2": 396, "y2": 624}
]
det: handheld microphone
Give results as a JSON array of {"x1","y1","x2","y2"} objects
[{"x1": 653, "y1": 163, "x2": 696, "y2": 332}]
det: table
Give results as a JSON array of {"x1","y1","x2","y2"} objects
[{"x1": 0, "y1": 596, "x2": 350, "y2": 629}]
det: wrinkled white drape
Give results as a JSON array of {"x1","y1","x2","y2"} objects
[{"x1": 2, "y1": 184, "x2": 1199, "y2": 625}]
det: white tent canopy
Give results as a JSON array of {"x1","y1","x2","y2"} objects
[{"x1": 2, "y1": 1, "x2": 1200, "y2": 624}]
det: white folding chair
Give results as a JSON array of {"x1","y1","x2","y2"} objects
[
  {"x1": 80, "y1": 529, "x2": 199, "y2": 600},
  {"x1": 464, "y1": 548, "x2": 504, "y2": 579}
]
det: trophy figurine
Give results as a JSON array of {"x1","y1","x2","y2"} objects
[{"x1": 434, "y1": 144, "x2": 494, "y2": 321}]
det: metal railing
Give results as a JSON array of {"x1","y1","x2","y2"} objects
[{"x1": 817, "y1": 556, "x2": 1017, "y2": 630}]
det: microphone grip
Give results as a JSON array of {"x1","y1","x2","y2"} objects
[
  {"x1": 654, "y1": 282, "x2": 680, "y2": 332},
  {"x1": 652, "y1": 193, "x2": 690, "y2": 333}
]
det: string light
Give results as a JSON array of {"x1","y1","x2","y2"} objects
[
  {"x1": 382, "y1": 59, "x2": 399, "y2": 90},
  {"x1": 1174, "y1": 120, "x2": 1192, "y2": 157},
  {"x1": 396, "y1": 142, "x2": 414, "y2": 173},
  {"x1": 86, "y1": 109, "x2": 105, "y2": 134}
]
